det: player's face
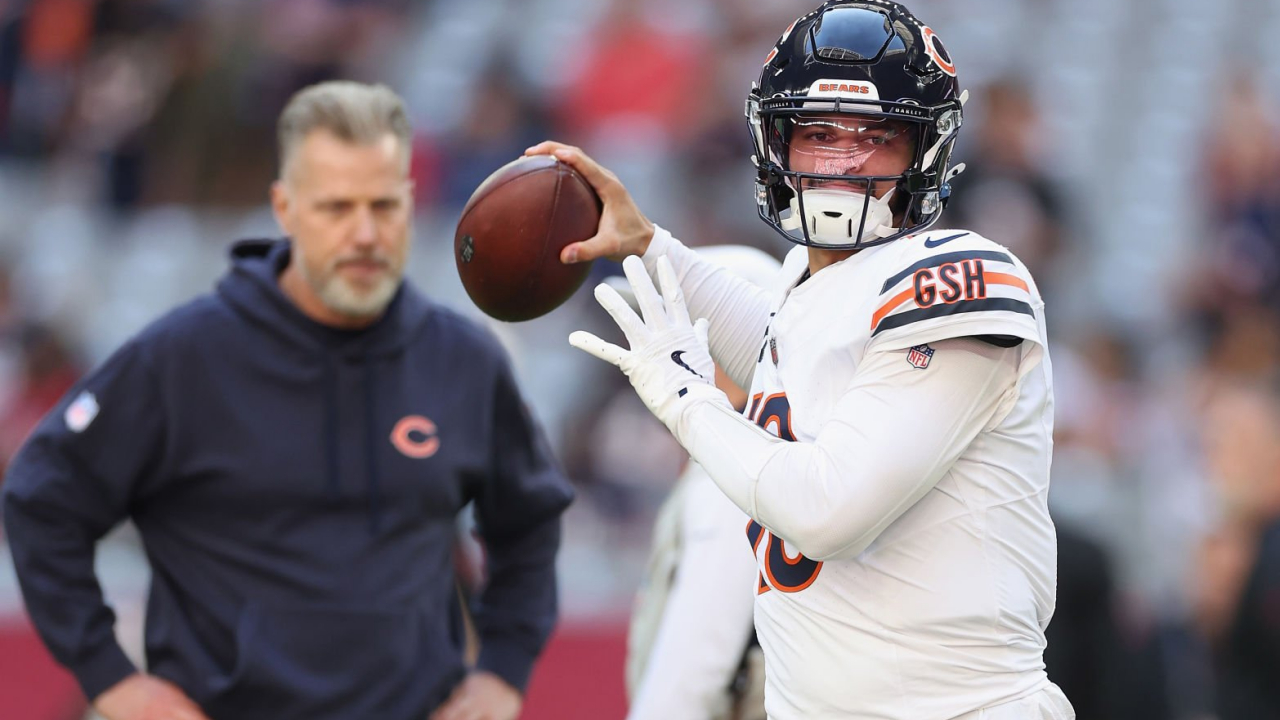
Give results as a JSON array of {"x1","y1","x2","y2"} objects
[
  {"x1": 273, "y1": 129, "x2": 413, "y2": 321},
  {"x1": 787, "y1": 114, "x2": 916, "y2": 198}
]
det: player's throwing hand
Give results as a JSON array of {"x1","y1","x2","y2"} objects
[{"x1": 524, "y1": 141, "x2": 656, "y2": 264}]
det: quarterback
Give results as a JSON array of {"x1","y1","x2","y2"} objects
[{"x1": 529, "y1": 1, "x2": 1074, "y2": 718}]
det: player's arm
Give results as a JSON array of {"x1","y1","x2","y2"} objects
[
  {"x1": 572, "y1": 256, "x2": 1027, "y2": 561},
  {"x1": 467, "y1": 354, "x2": 575, "y2": 696},
  {"x1": 682, "y1": 336, "x2": 1020, "y2": 560},
  {"x1": 627, "y1": 465, "x2": 758, "y2": 720},
  {"x1": 1, "y1": 340, "x2": 164, "y2": 703},
  {"x1": 526, "y1": 141, "x2": 772, "y2": 387}
]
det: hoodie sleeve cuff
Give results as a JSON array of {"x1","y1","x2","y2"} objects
[
  {"x1": 476, "y1": 635, "x2": 541, "y2": 693},
  {"x1": 72, "y1": 639, "x2": 138, "y2": 702}
]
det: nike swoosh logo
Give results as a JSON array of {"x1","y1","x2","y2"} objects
[
  {"x1": 671, "y1": 350, "x2": 705, "y2": 379},
  {"x1": 923, "y1": 232, "x2": 969, "y2": 248}
]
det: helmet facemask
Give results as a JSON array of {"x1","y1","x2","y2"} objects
[{"x1": 749, "y1": 94, "x2": 962, "y2": 251}]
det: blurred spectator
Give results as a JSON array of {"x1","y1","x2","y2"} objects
[
  {"x1": 1044, "y1": 526, "x2": 1122, "y2": 720},
  {"x1": 1194, "y1": 379, "x2": 1280, "y2": 719},
  {"x1": 947, "y1": 78, "x2": 1069, "y2": 284},
  {"x1": 434, "y1": 62, "x2": 552, "y2": 210},
  {"x1": 555, "y1": 0, "x2": 708, "y2": 146},
  {"x1": 0, "y1": 324, "x2": 79, "y2": 474},
  {"x1": 1046, "y1": 523, "x2": 1179, "y2": 720},
  {"x1": 1201, "y1": 76, "x2": 1280, "y2": 313}
]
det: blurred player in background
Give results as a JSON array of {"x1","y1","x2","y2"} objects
[
  {"x1": 623, "y1": 246, "x2": 779, "y2": 720},
  {"x1": 2, "y1": 81, "x2": 572, "y2": 720},
  {"x1": 529, "y1": 0, "x2": 1073, "y2": 718}
]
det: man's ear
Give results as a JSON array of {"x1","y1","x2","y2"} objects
[{"x1": 270, "y1": 180, "x2": 291, "y2": 236}]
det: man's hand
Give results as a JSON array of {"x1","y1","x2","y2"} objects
[
  {"x1": 523, "y1": 141, "x2": 655, "y2": 263},
  {"x1": 570, "y1": 256, "x2": 728, "y2": 437},
  {"x1": 93, "y1": 673, "x2": 211, "y2": 720},
  {"x1": 429, "y1": 671, "x2": 522, "y2": 720}
]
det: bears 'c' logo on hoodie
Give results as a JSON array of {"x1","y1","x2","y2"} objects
[{"x1": 391, "y1": 415, "x2": 440, "y2": 459}]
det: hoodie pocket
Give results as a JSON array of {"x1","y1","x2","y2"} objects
[{"x1": 204, "y1": 602, "x2": 462, "y2": 719}]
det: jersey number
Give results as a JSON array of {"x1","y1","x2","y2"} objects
[{"x1": 745, "y1": 393, "x2": 822, "y2": 594}]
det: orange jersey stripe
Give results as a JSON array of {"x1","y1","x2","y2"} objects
[
  {"x1": 871, "y1": 271, "x2": 1028, "y2": 331},
  {"x1": 870, "y1": 287, "x2": 915, "y2": 330},
  {"x1": 985, "y1": 271, "x2": 1029, "y2": 292}
]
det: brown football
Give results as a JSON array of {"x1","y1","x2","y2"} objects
[{"x1": 454, "y1": 155, "x2": 600, "y2": 322}]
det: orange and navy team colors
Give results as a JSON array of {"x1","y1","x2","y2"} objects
[{"x1": 871, "y1": 236, "x2": 1034, "y2": 338}]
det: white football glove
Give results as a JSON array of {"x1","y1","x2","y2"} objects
[{"x1": 570, "y1": 255, "x2": 729, "y2": 437}]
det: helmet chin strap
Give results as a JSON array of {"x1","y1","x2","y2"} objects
[{"x1": 781, "y1": 187, "x2": 897, "y2": 246}]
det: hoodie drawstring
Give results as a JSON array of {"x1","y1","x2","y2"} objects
[
  {"x1": 323, "y1": 357, "x2": 340, "y2": 497},
  {"x1": 362, "y1": 362, "x2": 382, "y2": 534},
  {"x1": 321, "y1": 357, "x2": 383, "y2": 535}
]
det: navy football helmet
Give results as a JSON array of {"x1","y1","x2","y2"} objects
[{"x1": 748, "y1": 0, "x2": 965, "y2": 250}]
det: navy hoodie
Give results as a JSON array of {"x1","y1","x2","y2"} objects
[{"x1": 2, "y1": 240, "x2": 574, "y2": 719}]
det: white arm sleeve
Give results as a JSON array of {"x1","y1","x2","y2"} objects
[
  {"x1": 627, "y1": 464, "x2": 758, "y2": 720},
  {"x1": 642, "y1": 227, "x2": 773, "y2": 389},
  {"x1": 676, "y1": 337, "x2": 1020, "y2": 560}
]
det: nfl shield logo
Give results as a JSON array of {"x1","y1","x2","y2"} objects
[
  {"x1": 906, "y1": 344, "x2": 934, "y2": 369},
  {"x1": 64, "y1": 391, "x2": 99, "y2": 432}
]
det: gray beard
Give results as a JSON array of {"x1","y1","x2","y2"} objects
[{"x1": 300, "y1": 259, "x2": 401, "y2": 320}]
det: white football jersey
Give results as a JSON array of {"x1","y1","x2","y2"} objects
[{"x1": 738, "y1": 229, "x2": 1058, "y2": 719}]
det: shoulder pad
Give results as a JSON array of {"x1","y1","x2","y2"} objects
[{"x1": 868, "y1": 232, "x2": 1040, "y2": 349}]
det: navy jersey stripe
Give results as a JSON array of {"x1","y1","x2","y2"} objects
[
  {"x1": 880, "y1": 250, "x2": 1014, "y2": 294},
  {"x1": 872, "y1": 298, "x2": 1035, "y2": 336}
]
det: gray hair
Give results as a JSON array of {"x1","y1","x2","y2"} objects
[{"x1": 277, "y1": 80, "x2": 412, "y2": 177}]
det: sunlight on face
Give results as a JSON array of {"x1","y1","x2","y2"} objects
[{"x1": 787, "y1": 114, "x2": 916, "y2": 197}]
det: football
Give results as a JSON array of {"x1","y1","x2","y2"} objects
[{"x1": 454, "y1": 155, "x2": 601, "y2": 322}]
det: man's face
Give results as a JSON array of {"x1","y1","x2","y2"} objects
[
  {"x1": 272, "y1": 130, "x2": 413, "y2": 321},
  {"x1": 786, "y1": 113, "x2": 916, "y2": 197}
]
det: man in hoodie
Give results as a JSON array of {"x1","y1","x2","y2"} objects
[{"x1": 1, "y1": 81, "x2": 574, "y2": 720}]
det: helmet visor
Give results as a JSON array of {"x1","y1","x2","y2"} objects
[{"x1": 781, "y1": 113, "x2": 920, "y2": 196}]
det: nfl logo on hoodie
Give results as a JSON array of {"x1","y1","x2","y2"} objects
[
  {"x1": 64, "y1": 391, "x2": 99, "y2": 432},
  {"x1": 906, "y1": 344, "x2": 934, "y2": 370}
]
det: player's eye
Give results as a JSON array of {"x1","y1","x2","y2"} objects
[
  {"x1": 863, "y1": 129, "x2": 902, "y2": 147},
  {"x1": 372, "y1": 198, "x2": 401, "y2": 213}
]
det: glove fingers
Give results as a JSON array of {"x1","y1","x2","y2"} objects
[
  {"x1": 569, "y1": 330, "x2": 629, "y2": 367},
  {"x1": 602, "y1": 276, "x2": 639, "y2": 311},
  {"x1": 657, "y1": 256, "x2": 692, "y2": 327},
  {"x1": 622, "y1": 255, "x2": 666, "y2": 329},
  {"x1": 594, "y1": 283, "x2": 647, "y2": 343}
]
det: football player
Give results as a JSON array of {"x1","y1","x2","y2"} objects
[{"x1": 528, "y1": 1, "x2": 1073, "y2": 718}]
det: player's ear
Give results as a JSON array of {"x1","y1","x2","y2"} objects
[{"x1": 270, "y1": 180, "x2": 292, "y2": 236}]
